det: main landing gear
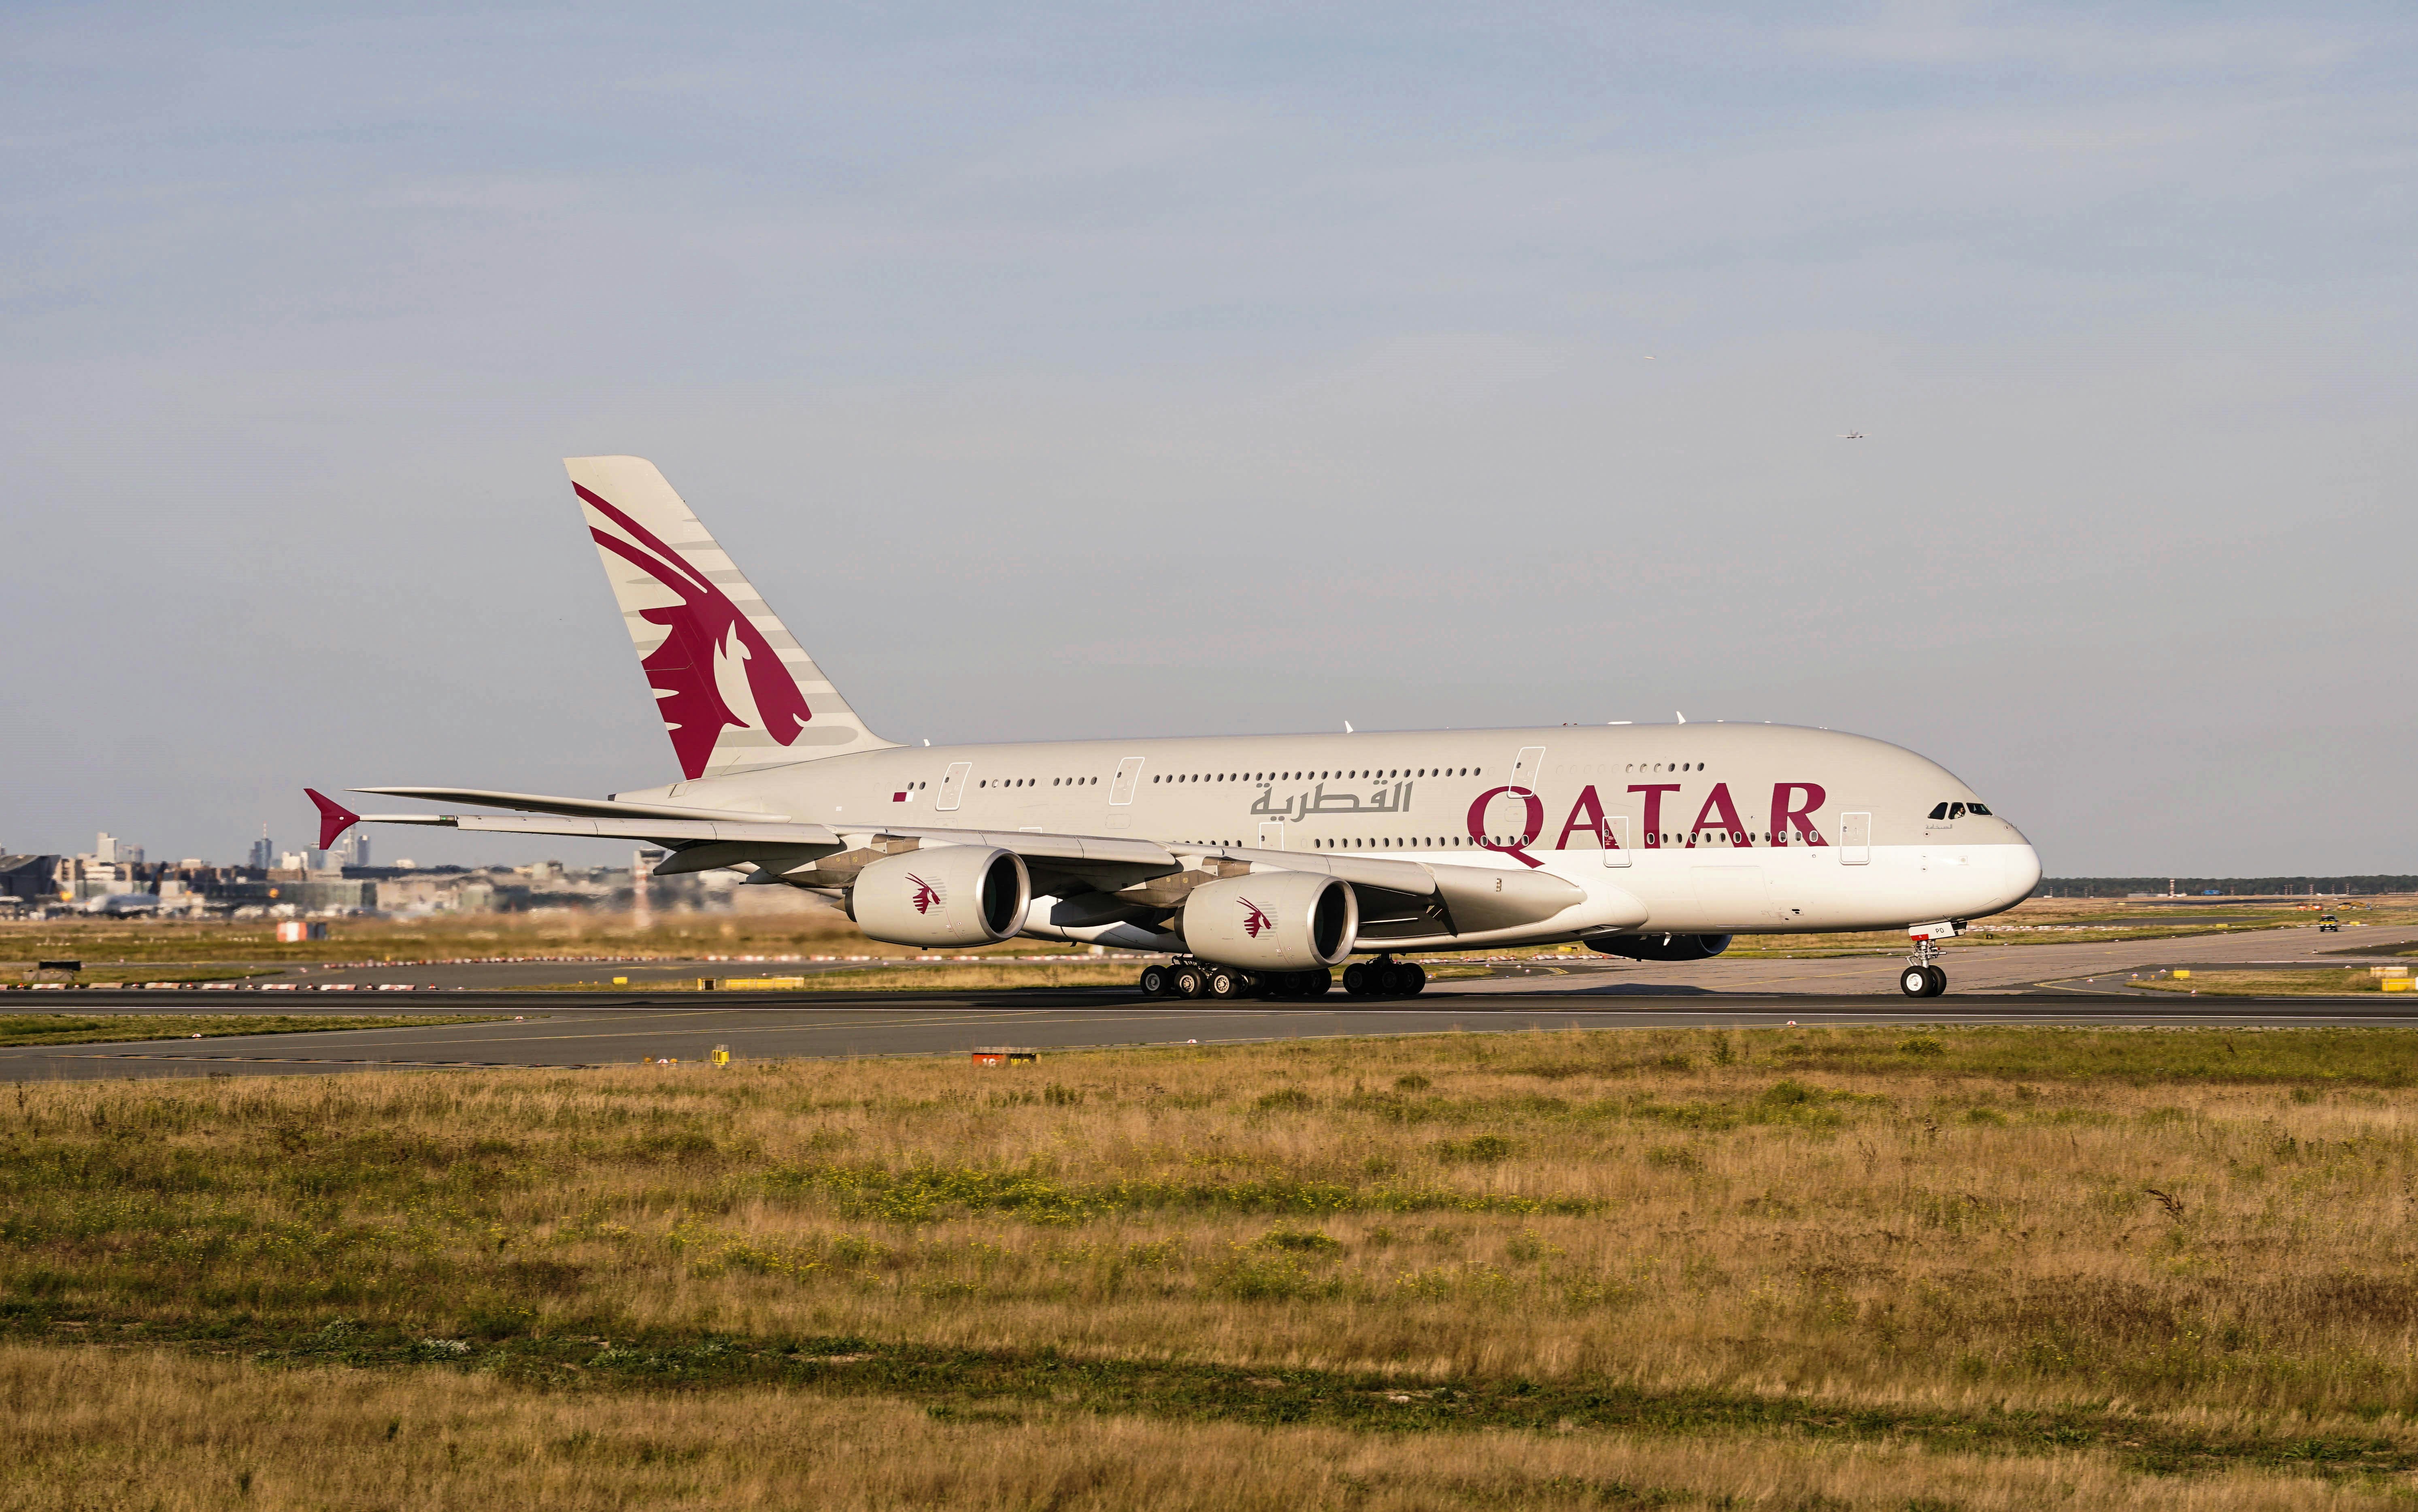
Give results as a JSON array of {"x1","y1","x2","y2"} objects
[
  {"x1": 1343, "y1": 957, "x2": 1427, "y2": 999},
  {"x1": 1138, "y1": 961, "x2": 1336, "y2": 1000}
]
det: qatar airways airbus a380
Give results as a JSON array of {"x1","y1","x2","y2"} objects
[{"x1": 308, "y1": 456, "x2": 2041, "y2": 1000}]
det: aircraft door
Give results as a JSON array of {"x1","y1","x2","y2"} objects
[
  {"x1": 1110, "y1": 757, "x2": 1146, "y2": 806},
  {"x1": 1602, "y1": 814, "x2": 1630, "y2": 868},
  {"x1": 936, "y1": 762, "x2": 973, "y2": 812},
  {"x1": 1510, "y1": 746, "x2": 1546, "y2": 793},
  {"x1": 1258, "y1": 821, "x2": 1286, "y2": 851},
  {"x1": 1840, "y1": 812, "x2": 1871, "y2": 865}
]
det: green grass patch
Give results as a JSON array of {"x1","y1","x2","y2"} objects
[
  {"x1": 2131, "y1": 970, "x2": 2396, "y2": 997},
  {"x1": 16, "y1": 1316, "x2": 2418, "y2": 1479},
  {"x1": 1757, "y1": 1024, "x2": 2418, "y2": 1085},
  {"x1": 752, "y1": 1160, "x2": 1595, "y2": 1225}
]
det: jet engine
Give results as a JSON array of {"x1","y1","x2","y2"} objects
[
  {"x1": 849, "y1": 846, "x2": 1030, "y2": 948},
  {"x1": 1589, "y1": 932, "x2": 1731, "y2": 962},
  {"x1": 1180, "y1": 872, "x2": 1357, "y2": 972}
]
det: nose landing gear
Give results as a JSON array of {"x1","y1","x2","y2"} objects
[{"x1": 1898, "y1": 923, "x2": 1960, "y2": 997}]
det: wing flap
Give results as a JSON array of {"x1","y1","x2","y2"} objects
[
  {"x1": 356, "y1": 787, "x2": 790, "y2": 823},
  {"x1": 353, "y1": 812, "x2": 840, "y2": 846}
]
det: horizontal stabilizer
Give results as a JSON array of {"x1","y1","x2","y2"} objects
[{"x1": 304, "y1": 789, "x2": 360, "y2": 850}]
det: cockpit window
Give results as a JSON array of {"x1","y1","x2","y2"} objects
[
  {"x1": 1948, "y1": 802, "x2": 1967, "y2": 819},
  {"x1": 1927, "y1": 803, "x2": 1949, "y2": 820},
  {"x1": 1967, "y1": 802, "x2": 1991, "y2": 815}
]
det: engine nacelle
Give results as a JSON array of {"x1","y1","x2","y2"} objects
[
  {"x1": 1589, "y1": 931, "x2": 1731, "y2": 962},
  {"x1": 849, "y1": 846, "x2": 1029, "y2": 947},
  {"x1": 1180, "y1": 872, "x2": 1357, "y2": 971}
]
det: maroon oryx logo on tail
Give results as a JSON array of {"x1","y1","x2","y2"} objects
[
  {"x1": 908, "y1": 874, "x2": 941, "y2": 915},
  {"x1": 576, "y1": 483, "x2": 813, "y2": 780},
  {"x1": 1239, "y1": 898, "x2": 1273, "y2": 938}
]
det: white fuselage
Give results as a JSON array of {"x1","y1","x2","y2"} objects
[{"x1": 618, "y1": 721, "x2": 2041, "y2": 951}]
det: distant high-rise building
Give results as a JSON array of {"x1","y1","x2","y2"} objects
[
  {"x1": 248, "y1": 827, "x2": 274, "y2": 870},
  {"x1": 90, "y1": 833, "x2": 145, "y2": 869},
  {"x1": 345, "y1": 830, "x2": 370, "y2": 869}
]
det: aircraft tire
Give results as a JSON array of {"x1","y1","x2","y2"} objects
[
  {"x1": 1139, "y1": 965, "x2": 1170, "y2": 997},
  {"x1": 1899, "y1": 966, "x2": 1931, "y2": 997},
  {"x1": 1173, "y1": 965, "x2": 1207, "y2": 999},
  {"x1": 1399, "y1": 963, "x2": 1427, "y2": 996},
  {"x1": 1303, "y1": 968, "x2": 1332, "y2": 997},
  {"x1": 1206, "y1": 968, "x2": 1242, "y2": 999},
  {"x1": 1924, "y1": 966, "x2": 1948, "y2": 997},
  {"x1": 1342, "y1": 963, "x2": 1371, "y2": 997}
]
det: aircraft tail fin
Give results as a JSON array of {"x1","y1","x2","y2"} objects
[{"x1": 564, "y1": 457, "x2": 893, "y2": 780}]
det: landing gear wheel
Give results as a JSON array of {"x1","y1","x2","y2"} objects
[
  {"x1": 1206, "y1": 968, "x2": 1242, "y2": 1000},
  {"x1": 1342, "y1": 963, "x2": 1371, "y2": 997},
  {"x1": 1397, "y1": 963, "x2": 1427, "y2": 997},
  {"x1": 1139, "y1": 965, "x2": 1170, "y2": 997},
  {"x1": 1172, "y1": 965, "x2": 1207, "y2": 999},
  {"x1": 1923, "y1": 965, "x2": 1947, "y2": 997},
  {"x1": 1303, "y1": 968, "x2": 1332, "y2": 997},
  {"x1": 1899, "y1": 966, "x2": 1931, "y2": 998}
]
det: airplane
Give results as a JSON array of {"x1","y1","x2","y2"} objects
[
  {"x1": 1838, "y1": 431, "x2": 1865, "y2": 440},
  {"x1": 85, "y1": 893, "x2": 163, "y2": 915},
  {"x1": 307, "y1": 456, "x2": 2039, "y2": 1002}
]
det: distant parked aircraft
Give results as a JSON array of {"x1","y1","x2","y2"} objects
[
  {"x1": 86, "y1": 893, "x2": 162, "y2": 915},
  {"x1": 308, "y1": 457, "x2": 2037, "y2": 1000}
]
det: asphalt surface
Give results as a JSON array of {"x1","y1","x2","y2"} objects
[
  {"x1": 6, "y1": 920, "x2": 2409, "y2": 1081},
  {"x1": 10, "y1": 985, "x2": 2418, "y2": 1082}
]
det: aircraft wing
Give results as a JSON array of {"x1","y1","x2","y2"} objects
[
  {"x1": 309, "y1": 790, "x2": 1589, "y2": 934},
  {"x1": 313, "y1": 790, "x2": 1185, "y2": 893}
]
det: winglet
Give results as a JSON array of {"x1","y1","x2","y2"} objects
[{"x1": 305, "y1": 789, "x2": 361, "y2": 850}]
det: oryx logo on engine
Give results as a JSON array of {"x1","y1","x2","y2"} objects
[
  {"x1": 908, "y1": 874, "x2": 941, "y2": 914},
  {"x1": 1239, "y1": 898, "x2": 1273, "y2": 938}
]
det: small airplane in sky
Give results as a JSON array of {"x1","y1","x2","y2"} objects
[{"x1": 1838, "y1": 431, "x2": 1865, "y2": 440}]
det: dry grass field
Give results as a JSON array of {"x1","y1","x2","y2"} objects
[
  {"x1": 0, "y1": 908, "x2": 1093, "y2": 968},
  {"x1": 13, "y1": 1026, "x2": 2418, "y2": 1507},
  {"x1": 9, "y1": 893, "x2": 2405, "y2": 974}
]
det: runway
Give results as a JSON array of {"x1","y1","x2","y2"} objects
[
  {"x1": 10, "y1": 985, "x2": 2418, "y2": 1081},
  {"x1": 6, "y1": 919, "x2": 2408, "y2": 1081}
]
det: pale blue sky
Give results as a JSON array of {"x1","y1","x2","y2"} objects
[{"x1": 3, "y1": 3, "x2": 2412, "y2": 874}]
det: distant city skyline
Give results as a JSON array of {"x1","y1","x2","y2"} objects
[{"x1": 3, "y1": 4, "x2": 2412, "y2": 874}]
